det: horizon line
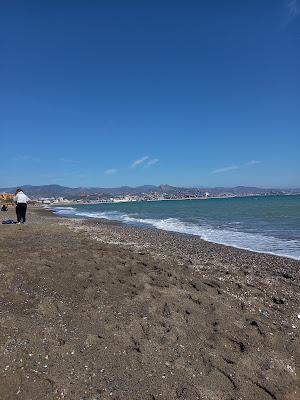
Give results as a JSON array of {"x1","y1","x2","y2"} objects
[{"x1": 1, "y1": 183, "x2": 299, "y2": 190}]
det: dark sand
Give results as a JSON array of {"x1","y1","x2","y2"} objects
[{"x1": 0, "y1": 207, "x2": 299, "y2": 400}]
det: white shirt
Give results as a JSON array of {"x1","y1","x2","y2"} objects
[{"x1": 15, "y1": 192, "x2": 30, "y2": 204}]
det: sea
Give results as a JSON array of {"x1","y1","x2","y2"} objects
[{"x1": 50, "y1": 195, "x2": 300, "y2": 260}]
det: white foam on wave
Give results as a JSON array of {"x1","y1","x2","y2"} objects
[
  {"x1": 50, "y1": 207, "x2": 77, "y2": 216},
  {"x1": 47, "y1": 206, "x2": 76, "y2": 211},
  {"x1": 52, "y1": 207, "x2": 300, "y2": 260}
]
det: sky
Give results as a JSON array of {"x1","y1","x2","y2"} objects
[{"x1": 0, "y1": 0, "x2": 299, "y2": 188}]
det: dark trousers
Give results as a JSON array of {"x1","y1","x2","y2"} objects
[{"x1": 16, "y1": 203, "x2": 27, "y2": 223}]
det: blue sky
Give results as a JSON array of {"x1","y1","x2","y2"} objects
[{"x1": 0, "y1": 0, "x2": 299, "y2": 188}]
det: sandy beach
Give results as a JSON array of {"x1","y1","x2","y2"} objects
[{"x1": 0, "y1": 207, "x2": 299, "y2": 400}]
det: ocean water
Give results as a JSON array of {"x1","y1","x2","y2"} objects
[{"x1": 51, "y1": 195, "x2": 300, "y2": 260}]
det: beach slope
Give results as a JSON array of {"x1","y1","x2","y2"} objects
[{"x1": 0, "y1": 208, "x2": 299, "y2": 400}]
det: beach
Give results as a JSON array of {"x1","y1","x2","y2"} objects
[{"x1": 0, "y1": 207, "x2": 299, "y2": 400}]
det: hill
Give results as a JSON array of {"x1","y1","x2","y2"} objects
[{"x1": 0, "y1": 184, "x2": 299, "y2": 199}]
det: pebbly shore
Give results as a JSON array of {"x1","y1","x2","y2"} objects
[{"x1": 0, "y1": 206, "x2": 299, "y2": 400}]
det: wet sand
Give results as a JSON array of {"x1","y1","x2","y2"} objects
[{"x1": 0, "y1": 207, "x2": 299, "y2": 400}]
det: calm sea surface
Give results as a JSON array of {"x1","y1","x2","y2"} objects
[{"x1": 51, "y1": 195, "x2": 300, "y2": 260}]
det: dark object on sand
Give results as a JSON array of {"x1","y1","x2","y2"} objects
[
  {"x1": 2, "y1": 219, "x2": 16, "y2": 224},
  {"x1": 1, "y1": 205, "x2": 8, "y2": 211}
]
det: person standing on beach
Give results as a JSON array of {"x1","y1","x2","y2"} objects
[{"x1": 14, "y1": 188, "x2": 30, "y2": 224}]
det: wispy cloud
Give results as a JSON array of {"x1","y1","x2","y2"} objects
[
  {"x1": 59, "y1": 158, "x2": 79, "y2": 164},
  {"x1": 145, "y1": 158, "x2": 159, "y2": 167},
  {"x1": 283, "y1": 0, "x2": 300, "y2": 27},
  {"x1": 104, "y1": 168, "x2": 118, "y2": 175},
  {"x1": 212, "y1": 165, "x2": 240, "y2": 174},
  {"x1": 130, "y1": 156, "x2": 149, "y2": 168},
  {"x1": 13, "y1": 155, "x2": 40, "y2": 163},
  {"x1": 246, "y1": 160, "x2": 261, "y2": 166},
  {"x1": 211, "y1": 160, "x2": 261, "y2": 174}
]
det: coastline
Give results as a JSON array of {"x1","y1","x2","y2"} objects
[
  {"x1": 49, "y1": 197, "x2": 300, "y2": 261},
  {"x1": 0, "y1": 207, "x2": 299, "y2": 399},
  {"x1": 49, "y1": 193, "x2": 300, "y2": 207}
]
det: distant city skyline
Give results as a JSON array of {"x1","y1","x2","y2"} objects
[{"x1": 1, "y1": 1, "x2": 299, "y2": 188}]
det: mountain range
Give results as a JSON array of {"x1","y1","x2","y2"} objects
[{"x1": 0, "y1": 184, "x2": 299, "y2": 199}]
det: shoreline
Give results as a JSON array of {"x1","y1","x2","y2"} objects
[
  {"x1": 0, "y1": 207, "x2": 299, "y2": 399},
  {"x1": 53, "y1": 210, "x2": 300, "y2": 270},
  {"x1": 48, "y1": 193, "x2": 300, "y2": 207},
  {"x1": 49, "y1": 204, "x2": 300, "y2": 262}
]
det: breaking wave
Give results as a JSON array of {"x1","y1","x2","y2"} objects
[{"x1": 50, "y1": 206, "x2": 300, "y2": 260}]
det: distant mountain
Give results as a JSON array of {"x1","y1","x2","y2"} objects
[
  {"x1": 158, "y1": 184, "x2": 178, "y2": 192},
  {"x1": 0, "y1": 184, "x2": 299, "y2": 199},
  {"x1": 0, "y1": 184, "x2": 158, "y2": 198}
]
